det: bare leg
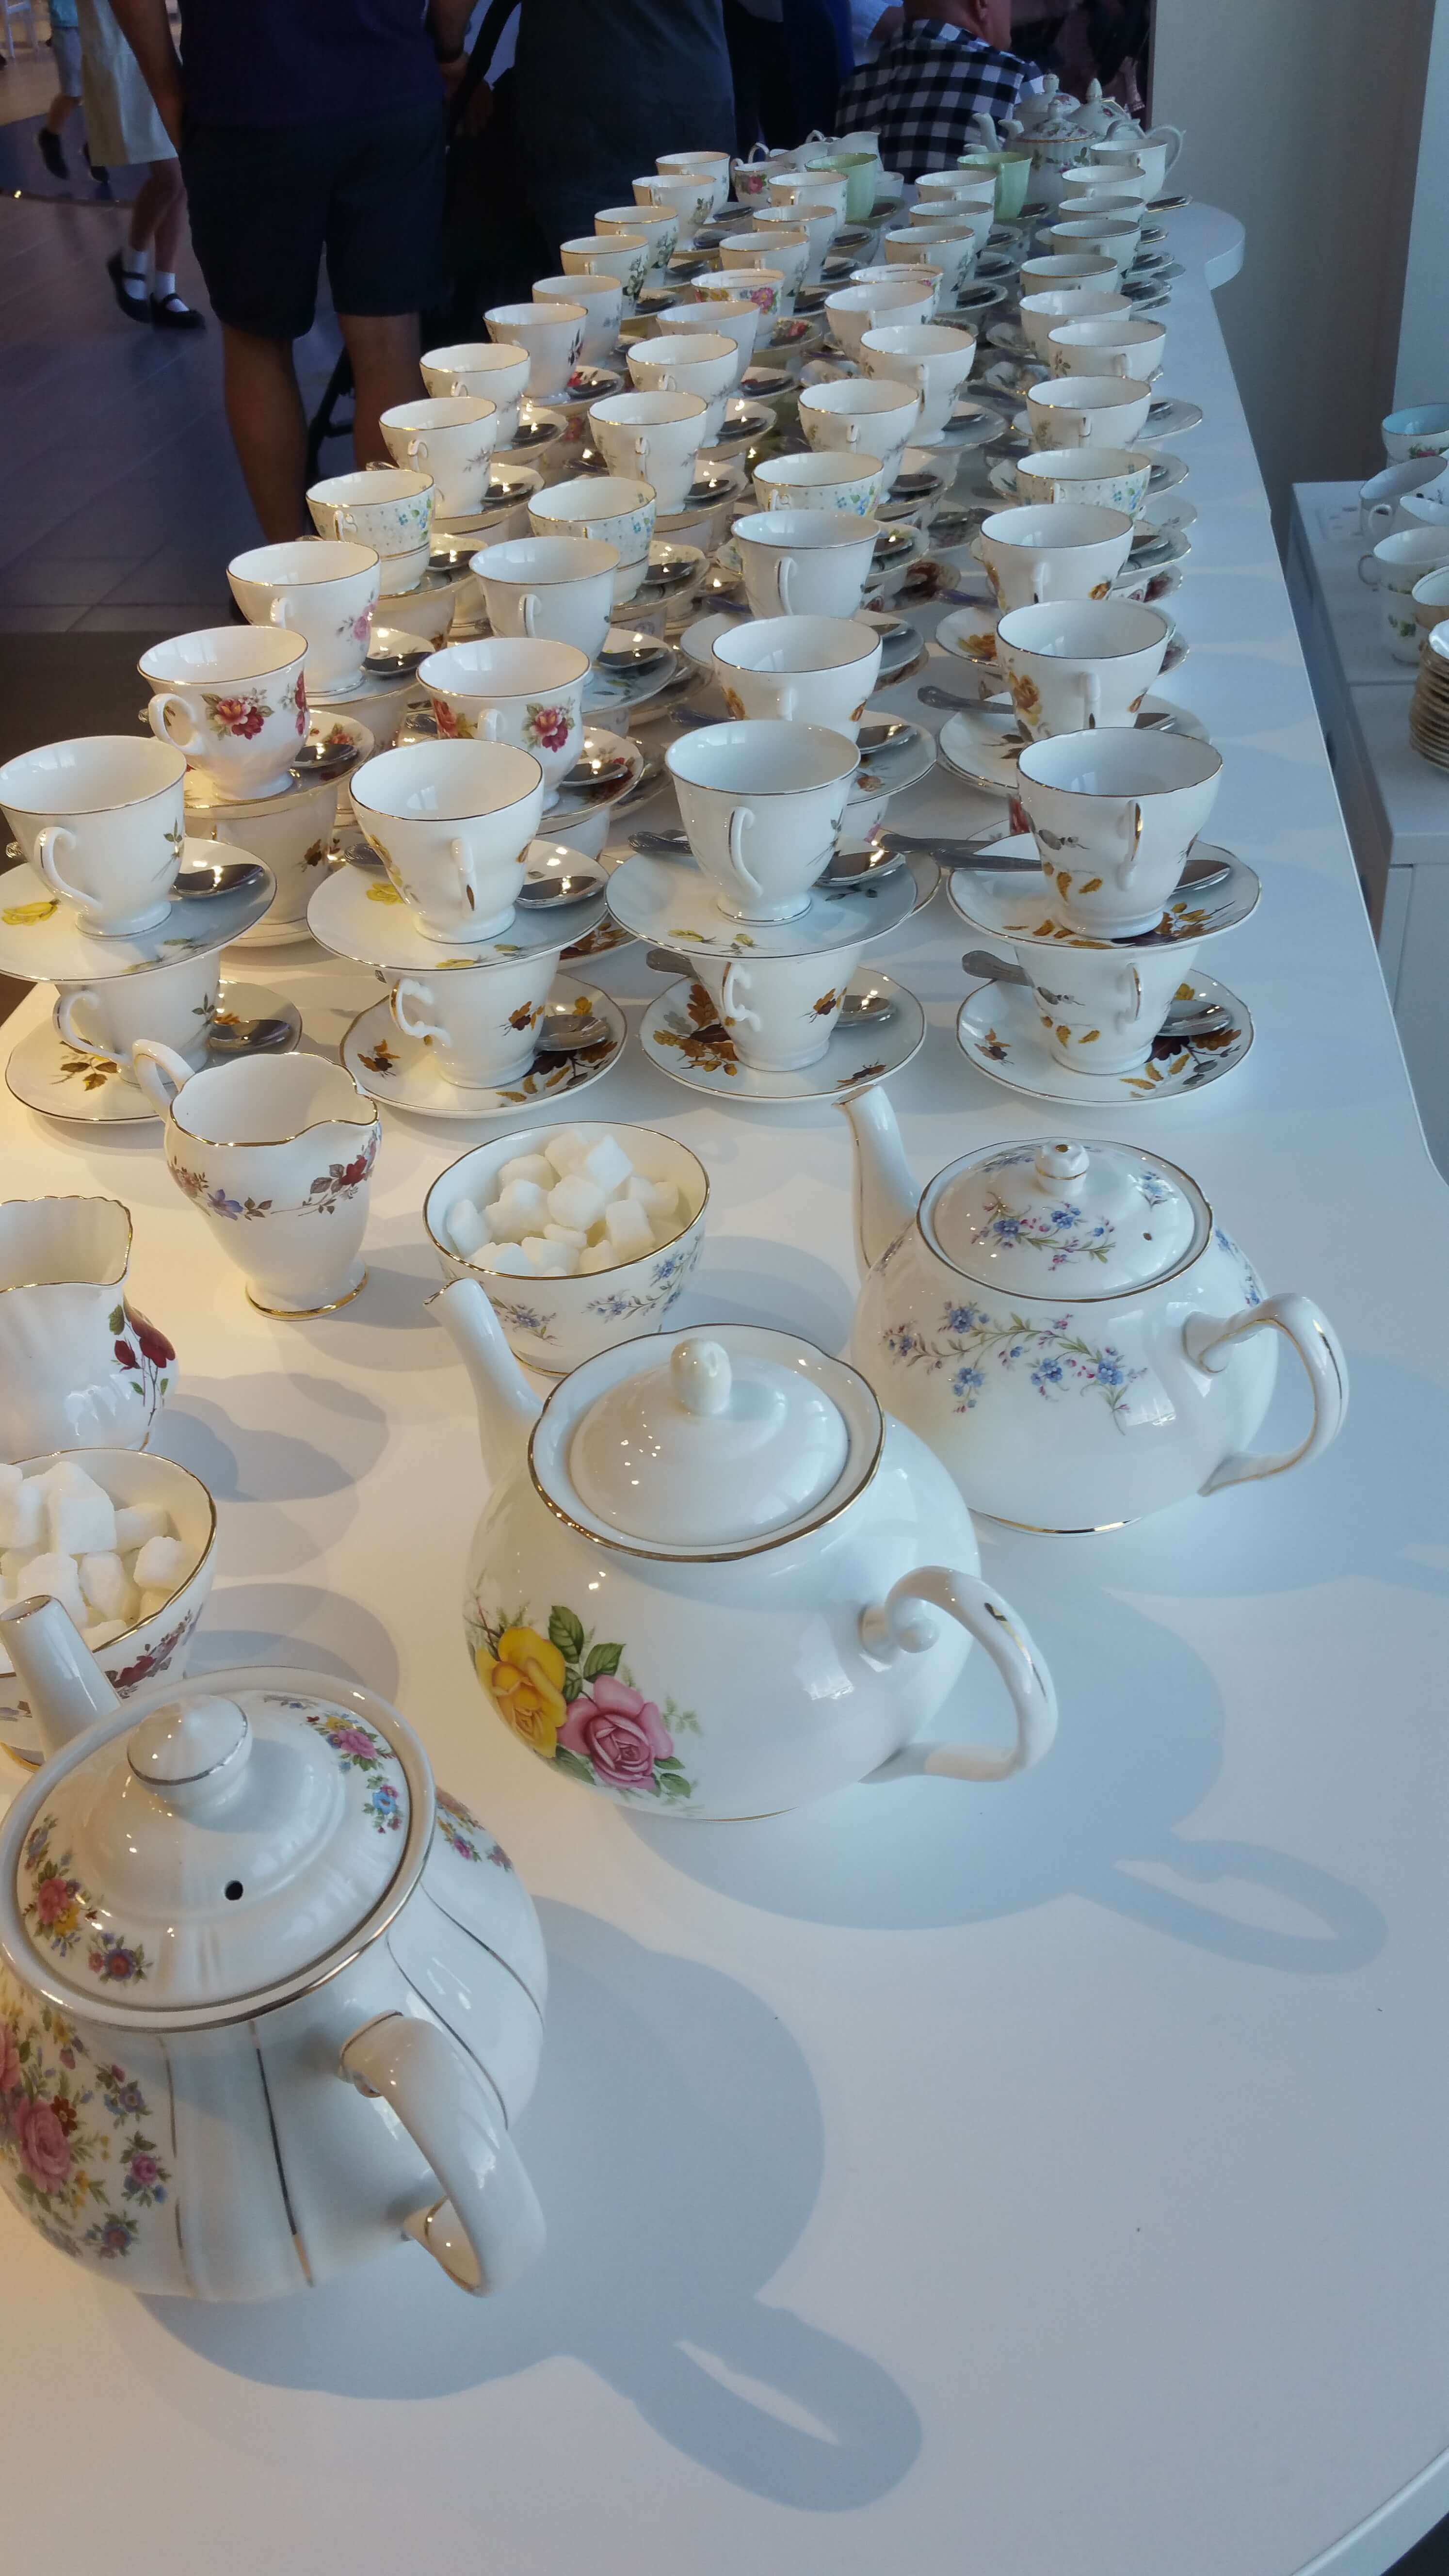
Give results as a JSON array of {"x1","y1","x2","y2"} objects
[
  {"x1": 221, "y1": 323, "x2": 309, "y2": 540},
  {"x1": 128, "y1": 159, "x2": 182, "y2": 258},
  {"x1": 45, "y1": 90, "x2": 81, "y2": 135},
  {"x1": 338, "y1": 311, "x2": 422, "y2": 469}
]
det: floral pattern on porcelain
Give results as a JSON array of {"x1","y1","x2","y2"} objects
[
  {"x1": 435, "y1": 1787, "x2": 513, "y2": 1869},
  {"x1": 880, "y1": 1302, "x2": 1146, "y2": 1425},
  {"x1": 0, "y1": 1967, "x2": 171, "y2": 2264},
  {"x1": 20, "y1": 1813, "x2": 152, "y2": 1985},
  {"x1": 468, "y1": 1604, "x2": 698, "y2": 1803},
  {"x1": 171, "y1": 1133, "x2": 377, "y2": 1223},
  {"x1": 583, "y1": 1234, "x2": 699, "y2": 1322}
]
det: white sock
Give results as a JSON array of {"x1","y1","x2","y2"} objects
[
  {"x1": 119, "y1": 245, "x2": 147, "y2": 296},
  {"x1": 152, "y1": 270, "x2": 175, "y2": 299}
]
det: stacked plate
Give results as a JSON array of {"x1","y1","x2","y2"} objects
[{"x1": 1409, "y1": 621, "x2": 1449, "y2": 771}]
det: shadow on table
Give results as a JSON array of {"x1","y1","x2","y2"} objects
[
  {"x1": 152, "y1": 1369, "x2": 389, "y2": 1501},
  {"x1": 185, "y1": 1578, "x2": 403, "y2": 1703},
  {"x1": 139, "y1": 1902, "x2": 921, "y2": 2512}
]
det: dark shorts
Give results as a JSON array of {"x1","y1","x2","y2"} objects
[{"x1": 181, "y1": 103, "x2": 445, "y2": 340}]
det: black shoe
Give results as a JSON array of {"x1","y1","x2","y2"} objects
[
  {"x1": 106, "y1": 248, "x2": 153, "y2": 324},
  {"x1": 84, "y1": 143, "x2": 113, "y2": 200},
  {"x1": 36, "y1": 127, "x2": 67, "y2": 180},
  {"x1": 150, "y1": 292, "x2": 205, "y2": 332}
]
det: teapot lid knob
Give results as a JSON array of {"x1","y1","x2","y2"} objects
[
  {"x1": 1034, "y1": 1141, "x2": 1089, "y2": 1193},
  {"x1": 671, "y1": 1336, "x2": 733, "y2": 1417},
  {"x1": 127, "y1": 1694, "x2": 250, "y2": 1811}
]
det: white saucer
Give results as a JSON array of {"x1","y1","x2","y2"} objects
[
  {"x1": 678, "y1": 608, "x2": 924, "y2": 687},
  {"x1": 946, "y1": 838, "x2": 1259, "y2": 947},
  {"x1": 1147, "y1": 449, "x2": 1190, "y2": 495},
  {"x1": 603, "y1": 846, "x2": 916, "y2": 956},
  {"x1": 957, "y1": 968, "x2": 1253, "y2": 1104},
  {"x1": 308, "y1": 841, "x2": 607, "y2": 972},
  {"x1": 1129, "y1": 522, "x2": 1191, "y2": 574},
  {"x1": 180, "y1": 710, "x2": 373, "y2": 817},
  {"x1": 5, "y1": 979, "x2": 301, "y2": 1126},
  {"x1": 641, "y1": 970, "x2": 924, "y2": 1102},
  {"x1": 938, "y1": 695, "x2": 1205, "y2": 798},
  {"x1": 849, "y1": 716, "x2": 936, "y2": 802},
  {"x1": 561, "y1": 913, "x2": 637, "y2": 964},
  {"x1": 0, "y1": 846, "x2": 275, "y2": 982},
  {"x1": 1140, "y1": 395, "x2": 1203, "y2": 442},
  {"x1": 1138, "y1": 493, "x2": 1197, "y2": 536},
  {"x1": 703, "y1": 396, "x2": 780, "y2": 454},
  {"x1": 341, "y1": 974, "x2": 624, "y2": 1119},
  {"x1": 936, "y1": 397, "x2": 1006, "y2": 452},
  {"x1": 310, "y1": 636, "x2": 430, "y2": 712},
  {"x1": 582, "y1": 630, "x2": 683, "y2": 718}
]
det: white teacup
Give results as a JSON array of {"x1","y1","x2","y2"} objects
[
  {"x1": 733, "y1": 147, "x2": 802, "y2": 205},
  {"x1": 391, "y1": 950, "x2": 560, "y2": 1088},
  {"x1": 916, "y1": 168, "x2": 984, "y2": 204},
  {"x1": 628, "y1": 332, "x2": 739, "y2": 441},
  {"x1": 597, "y1": 204, "x2": 677, "y2": 271},
  {"x1": 634, "y1": 168, "x2": 716, "y2": 228},
  {"x1": 54, "y1": 948, "x2": 220, "y2": 1074},
  {"x1": 1014, "y1": 445, "x2": 1154, "y2": 515},
  {"x1": 666, "y1": 719, "x2": 859, "y2": 921},
  {"x1": 1019, "y1": 253, "x2": 1119, "y2": 300},
  {"x1": 1027, "y1": 374, "x2": 1153, "y2": 451},
  {"x1": 656, "y1": 148, "x2": 730, "y2": 212},
  {"x1": 696, "y1": 266, "x2": 785, "y2": 320},
  {"x1": 306, "y1": 466, "x2": 434, "y2": 594},
  {"x1": 826, "y1": 279, "x2": 933, "y2": 360},
  {"x1": 712, "y1": 614, "x2": 882, "y2": 738},
  {"x1": 732, "y1": 508, "x2": 882, "y2": 617},
  {"x1": 349, "y1": 740, "x2": 546, "y2": 943},
  {"x1": 560, "y1": 233, "x2": 651, "y2": 305},
  {"x1": 533, "y1": 271, "x2": 623, "y2": 366},
  {"x1": 885, "y1": 223, "x2": 976, "y2": 298},
  {"x1": 913, "y1": 201, "x2": 994, "y2": 258},
  {"x1": 485, "y1": 301, "x2": 586, "y2": 397},
  {"x1": 138, "y1": 627, "x2": 307, "y2": 802},
  {"x1": 691, "y1": 938, "x2": 866, "y2": 1070},
  {"x1": 799, "y1": 377, "x2": 921, "y2": 480},
  {"x1": 850, "y1": 259, "x2": 943, "y2": 317},
  {"x1": 1382, "y1": 404, "x2": 1449, "y2": 462},
  {"x1": 721, "y1": 228, "x2": 809, "y2": 307},
  {"x1": 379, "y1": 396, "x2": 500, "y2": 522},
  {"x1": 993, "y1": 598, "x2": 1172, "y2": 738},
  {"x1": 768, "y1": 168, "x2": 848, "y2": 224},
  {"x1": 1048, "y1": 315, "x2": 1166, "y2": 381},
  {"x1": 227, "y1": 538, "x2": 380, "y2": 695},
  {"x1": 135, "y1": 1051, "x2": 379, "y2": 1317},
  {"x1": 418, "y1": 638, "x2": 589, "y2": 805},
  {"x1": 1063, "y1": 159, "x2": 1153, "y2": 206},
  {"x1": 588, "y1": 389, "x2": 707, "y2": 511},
  {"x1": 1088, "y1": 138, "x2": 1175, "y2": 196},
  {"x1": 0, "y1": 734, "x2": 186, "y2": 934},
  {"x1": 1018, "y1": 938, "x2": 1200, "y2": 1076},
  {"x1": 859, "y1": 321, "x2": 978, "y2": 441},
  {"x1": 1044, "y1": 218, "x2": 1142, "y2": 276},
  {"x1": 186, "y1": 760, "x2": 341, "y2": 926},
  {"x1": 527, "y1": 475, "x2": 656, "y2": 605},
  {"x1": 1359, "y1": 526, "x2": 1449, "y2": 660},
  {"x1": 1359, "y1": 458, "x2": 1449, "y2": 538},
  {"x1": 977, "y1": 503, "x2": 1135, "y2": 612},
  {"x1": 1015, "y1": 728, "x2": 1224, "y2": 939},
  {"x1": 655, "y1": 296, "x2": 761, "y2": 365},
  {"x1": 752, "y1": 449, "x2": 887, "y2": 515},
  {"x1": 469, "y1": 534, "x2": 619, "y2": 656},
  {"x1": 421, "y1": 341, "x2": 529, "y2": 442},
  {"x1": 909, "y1": 178, "x2": 994, "y2": 219},
  {"x1": 1018, "y1": 286, "x2": 1129, "y2": 361},
  {"x1": 753, "y1": 197, "x2": 838, "y2": 281}
]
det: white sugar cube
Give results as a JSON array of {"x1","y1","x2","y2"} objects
[
  {"x1": 521, "y1": 1235, "x2": 580, "y2": 1277},
  {"x1": 82, "y1": 1619, "x2": 129, "y2": 1652},
  {"x1": 0, "y1": 1479, "x2": 44, "y2": 1551},
  {"x1": 603, "y1": 1197, "x2": 653, "y2": 1261},
  {"x1": 498, "y1": 1153, "x2": 555, "y2": 1189},
  {"x1": 578, "y1": 1241, "x2": 617, "y2": 1274},
  {"x1": 547, "y1": 1173, "x2": 605, "y2": 1233},
  {"x1": 25, "y1": 1551, "x2": 87, "y2": 1625},
  {"x1": 132, "y1": 1533, "x2": 191, "y2": 1594},
  {"x1": 79, "y1": 1552, "x2": 130, "y2": 1618},
  {"x1": 446, "y1": 1196, "x2": 488, "y2": 1258},
  {"x1": 43, "y1": 1463, "x2": 116, "y2": 1557},
  {"x1": 483, "y1": 1243, "x2": 532, "y2": 1274},
  {"x1": 487, "y1": 1178, "x2": 550, "y2": 1241},
  {"x1": 544, "y1": 1127, "x2": 592, "y2": 1177},
  {"x1": 626, "y1": 1173, "x2": 679, "y2": 1220},
  {"x1": 580, "y1": 1134, "x2": 633, "y2": 1197},
  {"x1": 544, "y1": 1223, "x2": 587, "y2": 1248},
  {"x1": 136, "y1": 1588, "x2": 174, "y2": 1624},
  {"x1": 113, "y1": 1503, "x2": 173, "y2": 1553},
  {"x1": 1, "y1": 1546, "x2": 42, "y2": 1587}
]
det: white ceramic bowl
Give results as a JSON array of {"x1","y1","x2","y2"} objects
[
  {"x1": 424, "y1": 1123, "x2": 708, "y2": 1374},
  {"x1": 0, "y1": 1448, "x2": 217, "y2": 1766}
]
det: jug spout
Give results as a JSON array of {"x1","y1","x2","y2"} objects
[
  {"x1": 837, "y1": 1085, "x2": 920, "y2": 1272},
  {"x1": 0, "y1": 1595, "x2": 122, "y2": 1763},
  {"x1": 429, "y1": 1278, "x2": 542, "y2": 1490}
]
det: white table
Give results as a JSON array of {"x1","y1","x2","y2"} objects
[{"x1": 6, "y1": 206, "x2": 1449, "y2": 2576}]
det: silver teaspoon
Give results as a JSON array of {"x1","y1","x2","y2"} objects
[
  {"x1": 515, "y1": 870, "x2": 604, "y2": 908},
  {"x1": 171, "y1": 860, "x2": 270, "y2": 900}
]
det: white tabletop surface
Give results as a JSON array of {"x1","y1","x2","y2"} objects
[{"x1": 5, "y1": 204, "x2": 1449, "y2": 2576}]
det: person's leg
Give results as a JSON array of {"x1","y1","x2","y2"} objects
[
  {"x1": 337, "y1": 311, "x2": 421, "y2": 468},
  {"x1": 220, "y1": 325, "x2": 309, "y2": 539},
  {"x1": 38, "y1": 26, "x2": 82, "y2": 174}
]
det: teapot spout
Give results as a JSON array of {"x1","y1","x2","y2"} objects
[
  {"x1": 837, "y1": 1085, "x2": 920, "y2": 1273},
  {"x1": 429, "y1": 1277, "x2": 542, "y2": 1490},
  {"x1": 0, "y1": 1595, "x2": 122, "y2": 1763}
]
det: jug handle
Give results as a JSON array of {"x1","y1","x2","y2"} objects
[
  {"x1": 859, "y1": 1565, "x2": 1057, "y2": 1780},
  {"x1": 340, "y1": 2011, "x2": 545, "y2": 2296},
  {"x1": 1184, "y1": 1292, "x2": 1349, "y2": 1493},
  {"x1": 131, "y1": 1038, "x2": 194, "y2": 1115}
]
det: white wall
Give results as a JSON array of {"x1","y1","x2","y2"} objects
[
  {"x1": 1396, "y1": 0, "x2": 1449, "y2": 402},
  {"x1": 1151, "y1": 0, "x2": 1437, "y2": 529}
]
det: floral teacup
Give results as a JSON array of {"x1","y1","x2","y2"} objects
[{"x1": 418, "y1": 638, "x2": 589, "y2": 807}]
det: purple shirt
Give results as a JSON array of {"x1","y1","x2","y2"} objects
[{"x1": 179, "y1": 0, "x2": 443, "y2": 127}]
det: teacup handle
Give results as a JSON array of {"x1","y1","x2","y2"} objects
[
  {"x1": 131, "y1": 1038, "x2": 193, "y2": 1116},
  {"x1": 519, "y1": 590, "x2": 542, "y2": 636},
  {"x1": 448, "y1": 833, "x2": 481, "y2": 917},
  {"x1": 392, "y1": 977, "x2": 449, "y2": 1043},
  {"x1": 1114, "y1": 800, "x2": 1145, "y2": 888},
  {"x1": 859, "y1": 1565, "x2": 1058, "y2": 1782},
  {"x1": 339, "y1": 2012, "x2": 544, "y2": 2296},
  {"x1": 720, "y1": 961, "x2": 762, "y2": 1030},
  {"x1": 269, "y1": 598, "x2": 297, "y2": 630},
  {"x1": 776, "y1": 559, "x2": 802, "y2": 613},
  {"x1": 1144, "y1": 123, "x2": 1184, "y2": 172},
  {"x1": 1183, "y1": 1294, "x2": 1349, "y2": 1493},
  {"x1": 407, "y1": 435, "x2": 431, "y2": 463},
  {"x1": 334, "y1": 506, "x2": 358, "y2": 538},
  {"x1": 34, "y1": 822, "x2": 87, "y2": 911},
  {"x1": 1357, "y1": 550, "x2": 1383, "y2": 586},
  {"x1": 725, "y1": 806, "x2": 765, "y2": 902},
  {"x1": 147, "y1": 691, "x2": 205, "y2": 758},
  {"x1": 476, "y1": 709, "x2": 504, "y2": 741},
  {"x1": 54, "y1": 987, "x2": 106, "y2": 1055},
  {"x1": 1079, "y1": 669, "x2": 1103, "y2": 726}
]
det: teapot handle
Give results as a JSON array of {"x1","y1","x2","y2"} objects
[
  {"x1": 859, "y1": 1565, "x2": 1057, "y2": 1780},
  {"x1": 339, "y1": 2011, "x2": 545, "y2": 2296},
  {"x1": 1184, "y1": 1292, "x2": 1349, "y2": 1493}
]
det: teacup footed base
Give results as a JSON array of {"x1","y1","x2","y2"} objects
[
  {"x1": 81, "y1": 896, "x2": 174, "y2": 938},
  {"x1": 248, "y1": 1259, "x2": 368, "y2": 1319}
]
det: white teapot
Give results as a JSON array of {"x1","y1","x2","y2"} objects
[
  {"x1": 0, "y1": 1195, "x2": 176, "y2": 1463},
  {"x1": 433, "y1": 1281, "x2": 1057, "y2": 1820},
  {"x1": 0, "y1": 1595, "x2": 546, "y2": 2300},
  {"x1": 841, "y1": 1093, "x2": 1349, "y2": 1531}
]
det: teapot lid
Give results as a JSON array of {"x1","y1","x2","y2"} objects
[
  {"x1": 534, "y1": 1325, "x2": 881, "y2": 1559},
  {"x1": 922, "y1": 1139, "x2": 1208, "y2": 1298},
  {"x1": 9, "y1": 1677, "x2": 424, "y2": 2016}
]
